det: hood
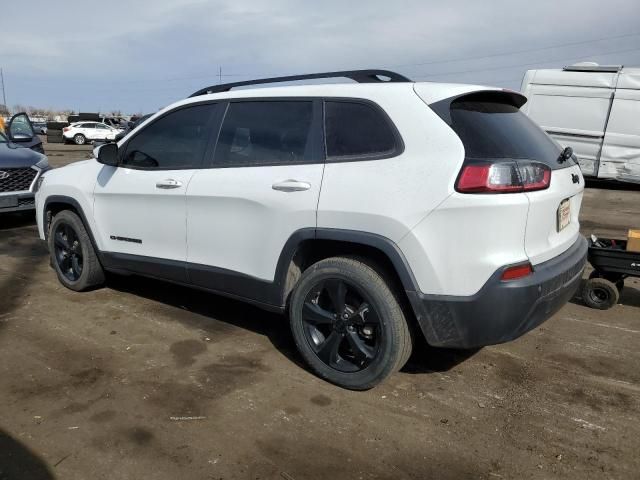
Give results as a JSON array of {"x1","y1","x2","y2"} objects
[{"x1": 0, "y1": 142, "x2": 46, "y2": 169}]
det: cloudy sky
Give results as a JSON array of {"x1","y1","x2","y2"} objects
[{"x1": 2, "y1": 0, "x2": 640, "y2": 114}]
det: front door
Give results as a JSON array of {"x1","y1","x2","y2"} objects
[
  {"x1": 93, "y1": 103, "x2": 218, "y2": 282},
  {"x1": 8, "y1": 113, "x2": 43, "y2": 151}
]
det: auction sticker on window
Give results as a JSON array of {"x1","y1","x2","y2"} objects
[{"x1": 557, "y1": 198, "x2": 571, "y2": 232}]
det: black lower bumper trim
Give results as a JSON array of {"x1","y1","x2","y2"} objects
[{"x1": 407, "y1": 236, "x2": 588, "y2": 349}]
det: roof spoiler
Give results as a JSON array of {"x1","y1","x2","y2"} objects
[
  {"x1": 429, "y1": 89, "x2": 527, "y2": 126},
  {"x1": 189, "y1": 69, "x2": 412, "y2": 97}
]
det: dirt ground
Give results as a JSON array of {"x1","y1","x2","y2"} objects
[{"x1": 1, "y1": 146, "x2": 639, "y2": 480}]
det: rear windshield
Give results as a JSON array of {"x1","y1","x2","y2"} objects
[{"x1": 447, "y1": 94, "x2": 575, "y2": 168}]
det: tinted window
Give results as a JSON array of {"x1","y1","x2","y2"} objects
[
  {"x1": 123, "y1": 104, "x2": 214, "y2": 169},
  {"x1": 95, "y1": 123, "x2": 109, "y2": 130},
  {"x1": 214, "y1": 101, "x2": 314, "y2": 167},
  {"x1": 449, "y1": 96, "x2": 571, "y2": 167},
  {"x1": 325, "y1": 101, "x2": 398, "y2": 159},
  {"x1": 79, "y1": 123, "x2": 95, "y2": 129}
]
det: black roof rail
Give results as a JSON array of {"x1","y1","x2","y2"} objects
[{"x1": 189, "y1": 69, "x2": 412, "y2": 97}]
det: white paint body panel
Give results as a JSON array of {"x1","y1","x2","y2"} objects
[
  {"x1": 186, "y1": 164, "x2": 323, "y2": 280},
  {"x1": 93, "y1": 166, "x2": 193, "y2": 262}
]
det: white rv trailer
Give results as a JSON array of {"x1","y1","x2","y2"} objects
[{"x1": 521, "y1": 63, "x2": 640, "y2": 183}]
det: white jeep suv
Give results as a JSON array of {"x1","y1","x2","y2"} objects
[{"x1": 35, "y1": 70, "x2": 587, "y2": 390}]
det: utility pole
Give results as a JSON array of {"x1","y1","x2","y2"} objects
[
  {"x1": 0, "y1": 68, "x2": 7, "y2": 112},
  {"x1": 218, "y1": 66, "x2": 222, "y2": 84}
]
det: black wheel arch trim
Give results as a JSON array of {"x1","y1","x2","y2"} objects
[{"x1": 43, "y1": 195, "x2": 103, "y2": 260}]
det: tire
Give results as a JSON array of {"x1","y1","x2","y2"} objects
[
  {"x1": 589, "y1": 270, "x2": 624, "y2": 292},
  {"x1": 289, "y1": 256, "x2": 412, "y2": 390},
  {"x1": 48, "y1": 210, "x2": 105, "y2": 291},
  {"x1": 73, "y1": 134, "x2": 86, "y2": 145},
  {"x1": 582, "y1": 278, "x2": 619, "y2": 310}
]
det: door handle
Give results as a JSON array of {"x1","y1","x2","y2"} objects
[
  {"x1": 156, "y1": 179, "x2": 182, "y2": 189},
  {"x1": 272, "y1": 179, "x2": 311, "y2": 192}
]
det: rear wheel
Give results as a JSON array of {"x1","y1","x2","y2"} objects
[
  {"x1": 582, "y1": 277, "x2": 619, "y2": 310},
  {"x1": 289, "y1": 257, "x2": 412, "y2": 390},
  {"x1": 48, "y1": 210, "x2": 105, "y2": 291},
  {"x1": 73, "y1": 134, "x2": 86, "y2": 145}
]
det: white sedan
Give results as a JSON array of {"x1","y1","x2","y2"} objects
[{"x1": 63, "y1": 121, "x2": 124, "y2": 145}]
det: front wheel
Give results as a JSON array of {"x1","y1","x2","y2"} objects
[
  {"x1": 289, "y1": 257, "x2": 412, "y2": 390},
  {"x1": 48, "y1": 210, "x2": 105, "y2": 291}
]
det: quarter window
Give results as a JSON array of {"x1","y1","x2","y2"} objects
[
  {"x1": 122, "y1": 104, "x2": 215, "y2": 169},
  {"x1": 324, "y1": 101, "x2": 398, "y2": 159},
  {"x1": 213, "y1": 101, "x2": 314, "y2": 167}
]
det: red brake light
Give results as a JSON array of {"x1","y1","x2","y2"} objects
[
  {"x1": 456, "y1": 161, "x2": 550, "y2": 194},
  {"x1": 501, "y1": 263, "x2": 533, "y2": 281},
  {"x1": 63, "y1": 127, "x2": 70, "y2": 132}
]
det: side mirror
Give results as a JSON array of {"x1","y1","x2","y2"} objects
[{"x1": 96, "y1": 143, "x2": 119, "y2": 167}]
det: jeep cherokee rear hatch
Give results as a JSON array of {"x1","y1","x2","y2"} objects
[{"x1": 422, "y1": 88, "x2": 584, "y2": 265}]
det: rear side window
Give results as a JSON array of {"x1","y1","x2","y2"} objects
[
  {"x1": 447, "y1": 94, "x2": 571, "y2": 167},
  {"x1": 79, "y1": 123, "x2": 95, "y2": 129},
  {"x1": 324, "y1": 101, "x2": 399, "y2": 160},
  {"x1": 122, "y1": 104, "x2": 215, "y2": 169},
  {"x1": 213, "y1": 101, "x2": 314, "y2": 167}
]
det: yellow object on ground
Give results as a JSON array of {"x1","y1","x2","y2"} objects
[
  {"x1": 627, "y1": 229, "x2": 640, "y2": 252},
  {"x1": 0, "y1": 116, "x2": 5, "y2": 133}
]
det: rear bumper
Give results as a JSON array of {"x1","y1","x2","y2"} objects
[{"x1": 407, "y1": 236, "x2": 587, "y2": 349}]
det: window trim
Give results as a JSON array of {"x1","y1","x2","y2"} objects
[
  {"x1": 323, "y1": 97, "x2": 404, "y2": 163},
  {"x1": 205, "y1": 97, "x2": 324, "y2": 169},
  {"x1": 116, "y1": 95, "x2": 404, "y2": 171},
  {"x1": 118, "y1": 101, "x2": 224, "y2": 171}
]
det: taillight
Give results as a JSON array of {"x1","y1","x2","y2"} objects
[
  {"x1": 456, "y1": 161, "x2": 550, "y2": 193},
  {"x1": 63, "y1": 127, "x2": 70, "y2": 132},
  {"x1": 501, "y1": 262, "x2": 533, "y2": 281}
]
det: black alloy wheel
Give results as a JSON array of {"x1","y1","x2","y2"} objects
[
  {"x1": 301, "y1": 278, "x2": 381, "y2": 373},
  {"x1": 53, "y1": 222, "x2": 83, "y2": 282}
]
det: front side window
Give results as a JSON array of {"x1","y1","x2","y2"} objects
[
  {"x1": 95, "y1": 123, "x2": 109, "y2": 130},
  {"x1": 122, "y1": 104, "x2": 215, "y2": 169},
  {"x1": 213, "y1": 101, "x2": 314, "y2": 167},
  {"x1": 324, "y1": 101, "x2": 399, "y2": 160}
]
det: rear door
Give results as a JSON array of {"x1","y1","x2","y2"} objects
[
  {"x1": 186, "y1": 99, "x2": 324, "y2": 299},
  {"x1": 79, "y1": 123, "x2": 96, "y2": 139}
]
